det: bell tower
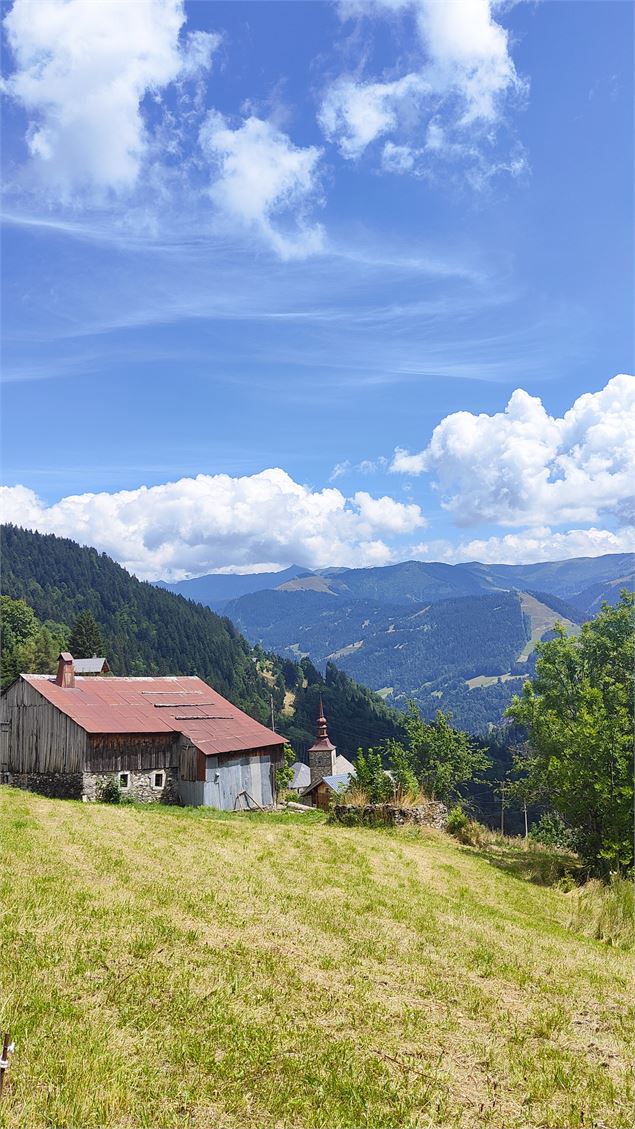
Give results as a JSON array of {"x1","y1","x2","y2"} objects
[{"x1": 308, "y1": 697, "x2": 336, "y2": 787}]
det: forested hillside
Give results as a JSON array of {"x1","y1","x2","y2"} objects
[
  {"x1": 225, "y1": 586, "x2": 545, "y2": 730},
  {"x1": 0, "y1": 525, "x2": 405, "y2": 759}
]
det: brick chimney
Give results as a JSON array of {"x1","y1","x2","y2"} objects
[
  {"x1": 55, "y1": 653, "x2": 75, "y2": 688},
  {"x1": 308, "y1": 696, "x2": 336, "y2": 787}
]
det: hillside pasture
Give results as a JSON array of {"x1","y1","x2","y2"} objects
[{"x1": 0, "y1": 788, "x2": 633, "y2": 1129}]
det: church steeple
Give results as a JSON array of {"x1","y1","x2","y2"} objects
[{"x1": 308, "y1": 696, "x2": 337, "y2": 786}]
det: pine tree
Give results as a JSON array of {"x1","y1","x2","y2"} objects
[{"x1": 69, "y1": 610, "x2": 104, "y2": 658}]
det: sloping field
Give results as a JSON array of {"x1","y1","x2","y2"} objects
[
  {"x1": 517, "y1": 593, "x2": 580, "y2": 662},
  {"x1": 0, "y1": 789, "x2": 633, "y2": 1129}
]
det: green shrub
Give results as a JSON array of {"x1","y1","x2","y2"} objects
[
  {"x1": 529, "y1": 812, "x2": 575, "y2": 850},
  {"x1": 353, "y1": 748, "x2": 393, "y2": 804},
  {"x1": 446, "y1": 805, "x2": 469, "y2": 836},
  {"x1": 97, "y1": 778, "x2": 121, "y2": 804},
  {"x1": 275, "y1": 744, "x2": 295, "y2": 796}
]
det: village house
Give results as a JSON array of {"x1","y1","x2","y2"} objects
[
  {"x1": 0, "y1": 653, "x2": 286, "y2": 809},
  {"x1": 300, "y1": 700, "x2": 355, "y2": 810}
]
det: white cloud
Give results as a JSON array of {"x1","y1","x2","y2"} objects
[
  {"x1": 2, "y1": 0, "x2": 212, "y2": 198},
  {"x1": 319, "y1": 74, "x2": 425, "y2": 160},
  {"x1": 320, "y1": 0, "x2": 525, "y2": 176},
  {"x1": 0, "y1": 469, "x2": 425, "y2": 581},
  {"x1": 411, "y1": 525, "x2": 635, "y2": 566},
  {"x1": 353, "y1": 491, "x2": 425, "y2": 534},
  {"x1": 330, "y1": 460, "x2": 352, "y2": 481},
  {"x1": 392, "y1": 375, "x2": 635, "y2": 530},
  {"x1": 199, "y1": 113, "x2": 324, "y2": 259}
]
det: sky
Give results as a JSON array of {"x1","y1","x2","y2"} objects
[{"x1": 1, "y1": 0, "x2": 633, "y2": 581}]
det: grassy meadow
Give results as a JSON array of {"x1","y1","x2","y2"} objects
[{"x1": 0, "y1": 787, "x2": 633, "y2": 1129}]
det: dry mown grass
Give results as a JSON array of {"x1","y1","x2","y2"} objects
[{"x1": 0, "y1": 787, "x2": 633, "y2": 1129}]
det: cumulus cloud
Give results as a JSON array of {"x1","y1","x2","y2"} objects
[
  {"x1": 0, "y1": 469, "x2": 425, "y2": 581},
  {"x1": 1, "y1": 0, "x2": 214, "y2": 197},
  {"x1": 199, "y1": 113, "x2": 324, "y2": 258},
  {"x1": 320, "y1": 0, "x2": 526, "y2": 177},
  {"x1": 411, "y1": 525, "x2": 635, "y2": 566},
  {"x1": 392, "y1": 374, "x2": 635, "y2": 530}
]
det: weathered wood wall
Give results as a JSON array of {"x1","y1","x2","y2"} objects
[
  {"x1": 1, "y1": 678, "x2": 88, "y2": 773},
  {"x1": 177, "y1": 737, "x2": 203, "y2": 782},
  {"x1": 86, "y1": 733, "x2": 178, "y2": 773}
]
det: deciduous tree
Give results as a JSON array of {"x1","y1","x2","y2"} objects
[{"x1": 507, "y1": 593, "x2": 634, "y2": 875}]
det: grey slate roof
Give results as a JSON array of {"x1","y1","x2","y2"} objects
[
  {"x1": 289, "y1": 761, "x2": 311, "y2": 790},
  {"x1": 334, "y1": 754, "x2": 356, "y2": 775},
  {"x1": 72, "y1": 657, "x2": 109, "y2": 674}
]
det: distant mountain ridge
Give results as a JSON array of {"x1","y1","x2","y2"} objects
[
  {"x1": 156, "y1": 564, "x2": 309, "y2": 608},
  {"x1": 158, "y1": 553, "x2": 634, "y2": 617},
  {"x1": 218, "y1": 553, "x2": 633, "y2": 733}
]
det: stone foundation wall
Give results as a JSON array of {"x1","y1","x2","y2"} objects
[
  {"x1": 333, "y1": 801, "x2": 448, "y2": 829},
  {"x1": 82, "y1": 767, "x2": 180, "y2": 803},
  {"x1": 8, "y1": 772, "x2": 84, "y2": 800}
]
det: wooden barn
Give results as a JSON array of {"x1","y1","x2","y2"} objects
[{"x1": 0, "y1": 653, "x2": 286, "y2": 809}]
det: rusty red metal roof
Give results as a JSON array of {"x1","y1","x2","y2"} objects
[{"x1": 22, "y1": 674, "x2": 285, "y2": 757}]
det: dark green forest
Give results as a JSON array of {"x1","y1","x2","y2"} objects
[
  {"x1": 225, "y1": 586, "x2": 533, "y2": 729},
  {"x1": 0, "y1": 525, "x2": 405, "y2": 760}
]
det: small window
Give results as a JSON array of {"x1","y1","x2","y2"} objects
[
  {"x1": 119, "y1": 772, "x2": 129, "y2": 789},
  {"x1": 154, "y1": 772, "x2": 164, "y2": 788}
]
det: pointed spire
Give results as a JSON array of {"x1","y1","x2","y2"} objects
[{"x1": 316, "y1": 695, "x2": 328, "y2": 741}]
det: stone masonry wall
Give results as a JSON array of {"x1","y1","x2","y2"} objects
[
  {"x1": 333, "y1": 801, "x2": 448, "y2": 829},
  {"x1": 82, "y1": 767, "x2": 180, "y2": 804},
  {"x1": 8, "y1": 772, "x2": 84, "y2": 800},
  {"x1": 309, "y1": 748, "x2": 336, "y2": 787}
]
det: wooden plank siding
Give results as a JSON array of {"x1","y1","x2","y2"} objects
[
  {"x1": 177, "y1": 738, "x2": 200, "y2": 782},
  {"x1": 1, "y1": 678, "x2": 88, "y2": 774},
  {"x1": 86, "y1": 734, "x2": 178, "y2": 773}
]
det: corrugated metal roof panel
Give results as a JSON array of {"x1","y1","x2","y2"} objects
[
  {"x1": 322, "y1": 773, "x2": 353, "y2": 792},
  {"x1": 22, "y1": 674, "x2": 285, "y2": 756}
]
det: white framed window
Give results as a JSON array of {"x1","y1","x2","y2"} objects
[
  {"x1": 119, "y1": 772, "x2": 129, "y2": 789},
  {"x1": 154, "y1": 771, "x2": 164, "y2": 788}
]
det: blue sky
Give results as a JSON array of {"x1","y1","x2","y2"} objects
[{"x1": 1, "y1": 0, "x2": 633, "y2": 580}]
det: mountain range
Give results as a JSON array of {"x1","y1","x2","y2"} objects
[{"x1": 162, "y1": 553, "x2": 634, "y2": 732}]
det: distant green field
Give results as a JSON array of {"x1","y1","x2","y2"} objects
[{"x1": 0, "y1": 788, "x2": 633, "y2": 1129}]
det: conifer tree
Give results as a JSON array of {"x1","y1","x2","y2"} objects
[{"x1": 69, "y1": 610, "x2": 104, "y2": 658}]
